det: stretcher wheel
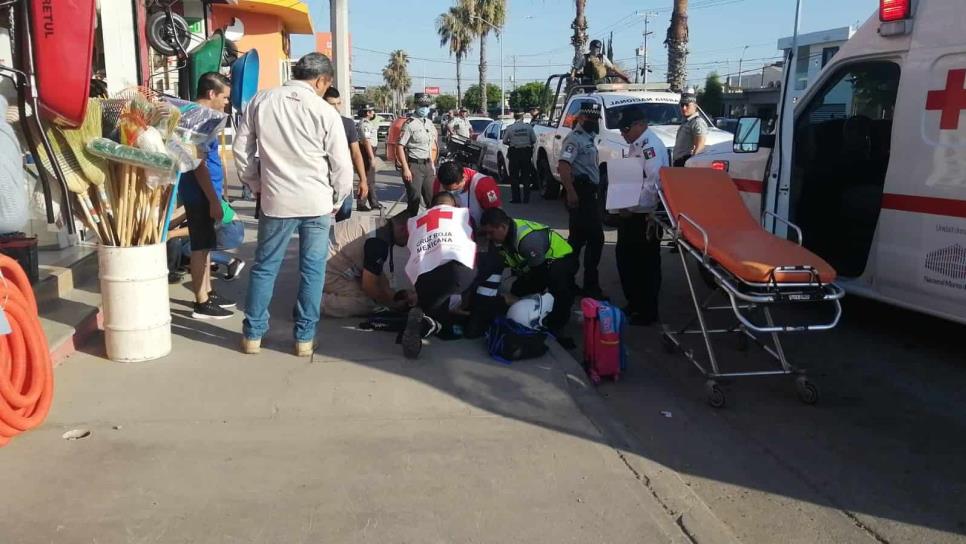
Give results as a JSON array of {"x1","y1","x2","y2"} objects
[
  {"x1": 705, "y1": 381, "x2": 726, "y2": 409},
  {"x1": 796, "y1": 377, "x2": 820, "y2": 405},
  {"x1": 662, "y1": 333, "x2": 676, "y2": 354}
]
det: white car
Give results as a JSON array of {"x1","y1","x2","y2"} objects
[
  {"x1": 467, "y1": 116, "x2": 495, "y2": 140},
  {"x1": 476, "y1": 120, "x2": 508, "y2": 178}
]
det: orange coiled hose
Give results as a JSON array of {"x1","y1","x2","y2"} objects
[{"x1": 0, "y1": 254, "x2": 53, "y2": 447}]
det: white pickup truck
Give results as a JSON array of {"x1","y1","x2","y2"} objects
[{"x1": 531, "y1": 76, "x2": 732, "y2": 195}]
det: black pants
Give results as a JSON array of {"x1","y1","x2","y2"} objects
[
  {"x1": 616, "y1": 214, "x2": 662, "y2": 321},
  {"x1": 511, "y1": 254, "x2": 577, "y2": 335},
  {"x1": 415, "y1": 261, "x2": 476, "y2": 323},
  {"x1": 508, "y1": 147, "x2": 533, "y2": 202},
  {"x1": 566, "y1": 177, "x2": 604, "y2": 290}
]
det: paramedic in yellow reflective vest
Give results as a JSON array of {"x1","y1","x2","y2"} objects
[{"x1": 479, "y1": 207, "x2": 578, "y2": 349}]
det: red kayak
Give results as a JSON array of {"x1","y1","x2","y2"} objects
[{"x1": 29, "y1": 0, "x2": 96, "y2": 127}]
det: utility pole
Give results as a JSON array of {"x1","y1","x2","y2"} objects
[
  {"x1": 665, "y1": 0, "x2": 689, "y2": 93},
  {"x1": 637, "y1": 12, "x2": 654, "y2": 85}
]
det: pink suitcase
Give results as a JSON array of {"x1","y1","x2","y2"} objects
[{"x1": 581, "y1": 298, "x2": 622, "y2": 383}]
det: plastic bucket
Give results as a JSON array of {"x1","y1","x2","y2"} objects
[{"x1": 98, "y1": 243, "x2": 171, "y2": 362}]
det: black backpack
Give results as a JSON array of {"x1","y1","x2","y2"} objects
[{"x1": 485, "y1": 318, "x2": 549, "y2": 363}]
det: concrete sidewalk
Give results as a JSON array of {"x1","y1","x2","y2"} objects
[{"x1": 0, "y1": 190, "x2": 714, "y2": 542}]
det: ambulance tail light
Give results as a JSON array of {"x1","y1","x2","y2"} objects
[
  {"x1": 879, "y1": 0, "x2": 911, "y2": 22},
  {"x1": 711, "y1": 160, "x2": 730, "y2": 172}
]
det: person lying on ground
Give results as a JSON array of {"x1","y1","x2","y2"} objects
[{"x1": 322, "y1": 210, "x2": 414, "y2": 318}]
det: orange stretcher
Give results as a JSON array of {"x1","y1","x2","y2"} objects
[{"x1": 657, "y1": 168, "x2": 844, "y2": 408}]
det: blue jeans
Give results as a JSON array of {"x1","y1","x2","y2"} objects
[{"x1": 243, "y1": 215, "x2": 332, "y2": 342}]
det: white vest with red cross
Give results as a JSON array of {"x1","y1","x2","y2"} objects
[{"x1": 405, "y1": 205, "x2": 477, "y2": 283}]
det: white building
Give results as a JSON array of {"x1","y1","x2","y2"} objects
[{"x1": 777, "y1": 26, "x2": 856, "y2": 101}]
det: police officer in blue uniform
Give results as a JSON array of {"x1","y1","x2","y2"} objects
[{"x1": 558, "y1": 101, "x2": 605, "y2": 299}]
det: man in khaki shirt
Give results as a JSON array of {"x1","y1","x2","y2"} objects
[{"x1": 233, "y1": 52, "x2": 353, "y2": 357}]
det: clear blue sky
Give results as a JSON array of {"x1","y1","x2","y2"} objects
[{"x1": 291, "y1": 0, "x2": 878, "y2": 95}]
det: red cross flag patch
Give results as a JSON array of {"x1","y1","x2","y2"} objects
[
  {"x1": 405, "y1": 205, "x2": 477, "y2": 283},
  {"x1": 486, "y1": 189, "x2": 498, "y2": 203}
]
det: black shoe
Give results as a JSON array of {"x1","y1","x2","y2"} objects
[
  {"x1": 208, "y1": 290, "x2": 236, "y2": 309},
  {"x1": 210, "y1": 263, "x2": 220, "y2": 275},
  {"x1": 168, "y1": 270, "x2": 186, "y2": 284},
  {"x1": 191, "y1": 300, "x2": 234, "y2": 320},
  {"x1": 357, "y1": 202, "x2": 372, "y2": 212},
  {"x1": 402, "y1": 307, "x2": 425, "y2": 359},
  {"x1": 556, "y1": 336, "x2": 577, "y2": 350},
  {"x1": 224, "y1": 258, "x2": 246, "y2": 281}
]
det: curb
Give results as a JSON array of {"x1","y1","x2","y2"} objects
[
  {"x1": 48, "y1": 307, "x2": 102, "y2": 367},
  {"x1": 547, "y1": 341, "x2": 742, "y2": 544}
]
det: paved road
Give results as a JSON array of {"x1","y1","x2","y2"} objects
[{"x1": 507, "y1": 176, "x2": 966, "y2": 544}]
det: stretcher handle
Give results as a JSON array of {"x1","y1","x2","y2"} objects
[
  {"x1": 675, "y1": 213, "x2": 710, "y2": 260},
  {"x1": 762, "y1": 211, "x2": 803, "y2": 245}
]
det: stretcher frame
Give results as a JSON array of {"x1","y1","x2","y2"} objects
[{"x1": 656, "y1": 193, "x2": 845, "y2": 408}]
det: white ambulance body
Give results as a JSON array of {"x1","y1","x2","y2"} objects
[{"x1": 688, "y1": 0, "x2": 966, "y2": 325}]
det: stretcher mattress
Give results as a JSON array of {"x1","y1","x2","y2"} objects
[{"x1": 660, "y1": 168, "x2": 837, "y2": 284}]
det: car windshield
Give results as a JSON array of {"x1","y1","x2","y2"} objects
[
  {"x1": 470, "y1": 119, "x2": 493, "y2": 133},
  {"x1": 604, "y1": 103, "x2": 682, "y2": 129}
]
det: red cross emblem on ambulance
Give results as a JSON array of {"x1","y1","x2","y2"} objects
[
  {"x1": 416, "y1": 208, "x2": 453, "y2": 232},
  {"x1": 926, "y1": 69, "x2": 966, "y2": 130}
]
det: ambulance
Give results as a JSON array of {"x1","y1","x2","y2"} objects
[{"x1": 687, "y1": 0, "x2": 966, "y2": 325}]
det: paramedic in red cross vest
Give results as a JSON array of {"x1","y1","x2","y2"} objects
[
  {"x1": 400, "y1": 192, "x2": 479, "y2": 359},
  {"x1": 432, "y1": 161, "x2": 503, "y2": 229}
]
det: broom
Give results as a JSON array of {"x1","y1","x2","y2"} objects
[{"x1": 58, "y1": 100, "x2": 118, "y2": 245}]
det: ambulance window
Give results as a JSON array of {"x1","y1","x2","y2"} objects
[{"x1": 791, "y1": 60, "x2": 900, "y2": 278}]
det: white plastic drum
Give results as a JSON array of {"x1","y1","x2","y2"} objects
[{"x1": 98, "y1": 243, "x2": 171, "y2": 362}]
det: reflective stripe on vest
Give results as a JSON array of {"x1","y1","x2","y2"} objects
[{"x1": 503, "y1": 219, "x2": 572, "y2": 270}]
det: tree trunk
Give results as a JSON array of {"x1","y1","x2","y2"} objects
[
  {"x1": 666, "y1": 0, "x2": 689, "y2": 93},
  {"x1": 456, "y1": 58, "x2": 463, "y2": 109},
  {"x1": 478, "y1": 34, "x2": 487, "y2": 113},
  {"x1": 571, "y1": 0, "x2": 588, "y2": 71}
]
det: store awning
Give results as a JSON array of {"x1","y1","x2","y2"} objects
[{"x1": 231, "y1": 0, "x2": 314, "y2": 34}]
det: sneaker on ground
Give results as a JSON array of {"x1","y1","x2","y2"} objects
[
  {"x1": 402, "y1": 307, "x2": 425, "y2": 359},
  {"x1": 224, "y1": 258, "x2": 246, "y2": 281},
  {"x1": 192, "y1": 300, "x2": 234, "y2": 320},
  {"x1": 208, "y1": 290, "x2": 237, "y2": 309}
]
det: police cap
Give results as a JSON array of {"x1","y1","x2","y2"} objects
[{"x1": 618, "y1": 108, "x2": 647, "y2": 130}]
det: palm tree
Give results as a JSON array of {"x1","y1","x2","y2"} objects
[
  {"x1": 666, "y1": 0, "x2": 689, "y2": 92},
  {"x1": 464, "y1": 0, "x2": 505, "y2": 113},
  {"x1": 436, "y1": 5, "x2": 473, "y2": 109},
  {"x1": 382, "y1": 50, "x2": 411, "y2": 114},
  {"x1": 572, "y1": 0, "x2": 588, "y2": 70}
]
